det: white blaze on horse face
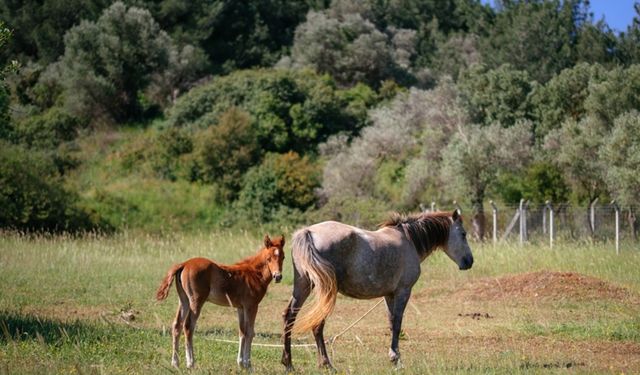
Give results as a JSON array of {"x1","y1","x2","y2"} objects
[{"x1": 445, "y1": 218, "x2": 474, "y2": 270}]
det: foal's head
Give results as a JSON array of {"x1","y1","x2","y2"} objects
[{"x1": 262, "y1": 234, "x2": 286, "y2": 283}]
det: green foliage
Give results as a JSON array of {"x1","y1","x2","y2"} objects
[
  {"x1": 168, "y1": 69, "x2": 368, "y2": 153},
  {"x1": 235, "y1": 152, "x2": 320, "y2": 224},
  {"x1": 57, "y1": 2, "x2": 172, "y2": 123},
  {"x1": 0, "y1": 141, "x2": 104, "y2": 231},
  {"x1": 600, "y1": 111, "x2": 640, "y2": 206},
  {"x1": 0, "y1": 0, "x2": 108, "y2": 64},
  {"x1": 584, "y1": 64, "x2": 640, "y2": 125},
  {"x1": 531, "y1": 62, "x2": 606, "y2": 140},
  {"x1": 441, "y1": 121, "x2": 533, "y2": 208},
  {"x1": 458, "y1": 64, "x2": 534, "y2": 126},
  {"x1": 544, "y1": 115, "x2": 608, "y2": 203},
  {"x1": 192, "y1": 107, "x2": 259, "y2": 201},
  {"x1": 145, "y1": 0, "x2": 310, "y2": 73},
  {"x1": 479, "y1": 0, "x2": 586, "y2": 82},
  {"x1": 493, "y1": 162, "x2": 569, "y2": 205}
]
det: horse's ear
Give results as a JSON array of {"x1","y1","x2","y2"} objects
[
  {"x1": 264, "y1": 234, "x2": 272, "y2": 248},
  {"x1": 452, "y1": 209, "x2": 460, "y2": 221}
]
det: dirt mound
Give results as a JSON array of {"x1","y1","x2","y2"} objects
[{"x1": 452, "y1": 271, "x2": 635, "y2": 302}]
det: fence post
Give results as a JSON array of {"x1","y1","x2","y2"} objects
[
  {"x1": 431, "y1": 201, "x2": 436, "y2": 212},
  {"x1": 519, "y1": 199, "x2": 525, "y2": 245},
  {"x1": 542, "y1": 204, "x2": 547, "y2": 235},
  {"x1": 590, "y1": 197, "x2": 599, "y2": 237},
  {"x1": 546, "y1": 200, "x2": 554, "y2": 249},
  {"x1": 612, "y1": 200, "x2": 620, "y2": 255},
  {"x1": 490, "y1": 200, "x2": 498, "y2": 244}
]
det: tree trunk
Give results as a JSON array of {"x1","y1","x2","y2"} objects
[
  {"x1": 471, "y1": 192, "x2": 486, "y2": 241},
  {"x1": 628, "y1": 208, "x2": 638, "y2": 241}
]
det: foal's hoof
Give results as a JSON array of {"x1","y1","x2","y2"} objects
[{"x1": 283, "y1": 364, "x2": 295, "y2": 374}]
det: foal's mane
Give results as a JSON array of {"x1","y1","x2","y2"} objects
[
  {"x1": 219, "y1": 247, "x2": 272, "y2": 291},
  {"x1": 381, "y1": 211, "x2": 453, "y2": 257}
]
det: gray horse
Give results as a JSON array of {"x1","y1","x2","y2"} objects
[{"x1": 281, "y1": 210, "x2": 473, "y2": 370}]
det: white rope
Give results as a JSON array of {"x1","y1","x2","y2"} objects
[{"x1": 207, "y1": 298, "x2": 385, "y2": 348}]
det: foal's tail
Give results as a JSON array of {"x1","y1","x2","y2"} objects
[
  {"x1": 155, "y1": 263, "x2": 184, "y2": 301},
  {"x1": 291, "y1": 229, "x2": 337, "y2": 334}
]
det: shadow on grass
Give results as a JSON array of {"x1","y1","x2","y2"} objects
[{"x1": 0, "y1": 310, "x2": 115, "y2": 345}]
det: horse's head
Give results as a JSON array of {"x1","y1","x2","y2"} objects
[
  {"x1": 444, "y1": 210, "x2": 474, "y2": 270},
  {"x1": 263, "y1": 234, "x2": 286, "y2": 283}
]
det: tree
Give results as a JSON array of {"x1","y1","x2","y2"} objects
[
  {"x1": 530, "y1": 62, "x2": 606, "y2": 141},
  {"x1": 288, "y1": 11, "x2": 396, "y2": 87},
  {"x1": 601, "y1": 111, "x2": 640, "y2": 239},
  {"x1": 601, "y1": 111, "x2": 640, "y2": 207},
  {"x1": 57, "y1": 2, "x2": 172, "y2": 123},
  {"x1": 458, "y1": 64, "x2": 534, "y2": 127},
  {"x1": 480, "y1": 0, "x2": 588, "y2": 82},
  {"x1": 441, "y1": 120, "x2": 533, "y2": 239},
  {"x1": 544, "y1": 115, "x2": 608, "y2": 204},
  {"x1": 0, "y1": 0, "x2": 108, "y2": 64}
]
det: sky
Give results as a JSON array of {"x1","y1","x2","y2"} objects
[
  {"x1": 482, "y1": 0, "x2": 638, "y2": 33},
  {"x1": 589, "y1": 0, "x2": 637, "y2": 32}
]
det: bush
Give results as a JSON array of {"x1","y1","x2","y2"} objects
[
  {"x1": 192, "y1": 107, "x2": 259, "y2": 200},
  {"x1": 0, "y1": 141, "x2": 105, "y2": 232},
  {"x1": 234, "y1": 152, "x2": 320, "y2": 224},
  {"x1": 167, "y1": 69, "x2": 369, "y2": 153}
]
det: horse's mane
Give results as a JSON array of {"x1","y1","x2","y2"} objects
[{"x1": 380, "y1": 211, "x2": 453, "y2": 257}]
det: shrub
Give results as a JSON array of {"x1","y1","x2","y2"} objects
[
  {"x1": 0, "y1": 141, "x2": 104, "y2": 232},
  {"x1": 234, "y1": 152, "x2": 320, "y2": 223},
  {"x1": 192, "y1": 108, "x2": 259, "y2": 200},
  {"x1": 167, "y1": 69, "x2": 368, "y2": 153}
]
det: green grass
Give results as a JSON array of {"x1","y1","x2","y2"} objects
[{"x1": 1, "y1": 232, "x2": 639, "y2": 374}]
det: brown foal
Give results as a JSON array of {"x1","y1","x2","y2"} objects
[{"x1": 156, "y1": 235, "x2": 285, "y2": 369}]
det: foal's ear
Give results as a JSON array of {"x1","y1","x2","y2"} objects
[
  {"x1": 452, "y1": 209, "x2": 460, "y2": 221},
  {"x1": 264, "y1": 234, "x2": 272, "y2": 248}
]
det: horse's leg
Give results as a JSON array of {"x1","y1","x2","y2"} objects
[
  {"x1": 236, "y1": 307, "x2": 246, "y2": 367},
  {"x1": 388, "y1": 288, "x2": 411, "y2": 366},
  {"x1": 312, "y1": 320, "x2": 333, "y2": 369},
  {"x1": 281, "y1": 267, "x2": 311, "y2": 371},
  {"x1": 184, "y1": 299, "x2": 203, "y2": 369},
  {"x1": 384, "y1": 295, "x2": 395, "y2": 333},
  {"x1": 242, "y1": 304, "x2": 258, "y2": 369},
  {"x1": 171, "y1": 301, "x2": 188, "y2": 367}
]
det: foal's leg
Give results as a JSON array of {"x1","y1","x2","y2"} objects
[
  {"x1": 281, "y1": 267, "x2": 311, "y2": 371},
  {"x1": 312, "y1": 320, "x2": 333, "y2": 369},
  {"x1": 184, "y1": 300, "x2": 203, "y2": 368},
  {"x1": 236, "y1": 307, "x2": 246, "y2": 367},
  {"x1": 171, "y1": 302, "x2": 188, "y2": 367},
  {"x1": 242, "y1": 305, "x2": 258, "y2": 369},
  {"x1": 388, "y1": 289, "x2": 411, "y2": 366}
]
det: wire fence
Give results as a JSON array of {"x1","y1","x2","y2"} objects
[{"x1": 423, "y1": 200, "x2": 639, "y2": 251}]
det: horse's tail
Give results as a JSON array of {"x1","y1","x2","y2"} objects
[
  {"x1": 155, "y1": 263, "x2": 184, "y2": 301},
  {"x1": 291, "y1": 229, "x2": 338, "y2": 334}
]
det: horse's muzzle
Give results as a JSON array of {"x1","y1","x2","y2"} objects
[
  {"x1": 274, "y1": 273, "x2": 282, "y2": 283},
  {"x1": 459, "y1": 255, "x2": 474, "y2": 270}
]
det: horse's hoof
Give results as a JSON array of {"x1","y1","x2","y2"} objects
[
  {"x1": 319, "y1": 362, "x2": 336, "y2": 373},
  {"x1": 284, "y1": 365, "x2": 295, "y2": 374},
  {"x1": 388, "y1": 348, "x2": 400, "y2": 364}
]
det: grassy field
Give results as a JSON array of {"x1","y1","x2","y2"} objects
[{"x1": 0, "y1": 231, "x2": 639, "y2": 374}]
